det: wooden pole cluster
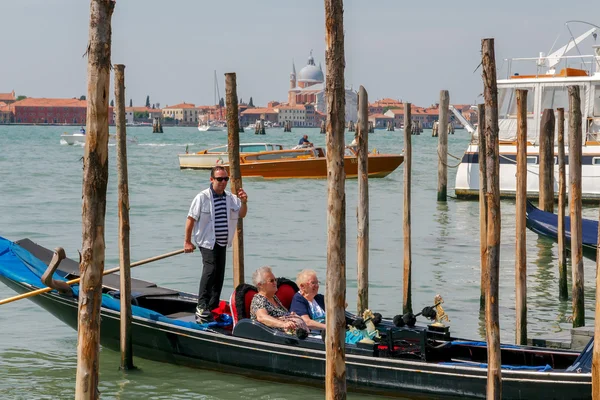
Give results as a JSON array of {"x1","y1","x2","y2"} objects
[
  {"x1": 356, "y1": 86, "x2": 369, "y2": 315},
  {"x1": 556, "y1": 108, "x2": 568, "y2": 300},
  {"x1": 254, "y1": 119, "x2": 266, "y2": 135},
  {"x1": 76, "y1": 1, "x2": 114, "y2": 398},
  {"x1": 386, "y1": 121, "x2": 394, "y2": 131},
  {"x1": 324, "y1": 0, "x2": 347, "y2": 397},
  {"x1": 152, "y1": 117, "x2": 163, "y2": 133},
  {"x1": 478, "y1": 104, "x2": 487, "y2": 309},
  {"x1": 437, "y1": 90, "x2": 449, "y2": 202},
  {"x1": 367, "y1": 121, "x2": 374, "y2": 133},
  {"x1": 320, "y1": 120, "x2": 326, "y2": 134},
  {"x1": 514, "y1": 89, "x2": 528, "y2": 345},
  {"x1": 432, "y1": 121, "x2": 438, "y2": 137},
  {"x1": 347, "y1": 120, "x2": 355, "y2": 132},
  {"x1": 568, "y1": 85, "x2": 584, "y2": 328},
  {"x1": 403, "y1": 103, "x2": 412, "y2": 315},
  {"x1": 482, "y1": 37, "x2": 502, "y2": 399},
  {"x1": 239, "y1": 120, "x2": 244, "y2": 133},
  {"x1": 539, "y1": 109, "x2": 555, "y2": 212},
  {"x1": 226, "y1": 73, "x2": 245, "y2": 289},
  {"x1": 114, "y1": 64, "x2": 134, "y2": 370},
  {"x1": 283, "y1": 120, "x2": 293, "y2": 132}
]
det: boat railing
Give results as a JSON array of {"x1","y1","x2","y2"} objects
[{"x1": 504, "y1": 55, "x2": 598, "y2": 80}]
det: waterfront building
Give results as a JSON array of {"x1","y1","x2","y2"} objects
[
  {"x1": 368, "y1": 113, "x2": 394, "y2": 129},
  {"x1": 287, "y1": 51, "x2": 358, "y2": 124},
  {"x1": 0, "y1": 102, "x2": 12, "y2": 123},
  {"x1": 10, "y1": 97, "x2": 114, "y2": 125},
  {"x1": 161, "y1": 103, "x2": 198, "y2": 123},
  {"x1": 240, "y1": 107, "x2": 278, "y2": 126},
  {"x1": 0, "y1": 90, "x2": 16, "y2": 105}
]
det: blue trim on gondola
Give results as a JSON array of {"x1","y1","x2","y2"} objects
[
  {"x1": 440, "y1": 361, "x2": 553, "y2": 372},
  {"x1": 0, "y1": 236, "x2": 230, "y2": 331}
]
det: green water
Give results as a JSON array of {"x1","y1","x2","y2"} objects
[{"x1": 0, "y1": 125, "x2": 597, "y2": 399}]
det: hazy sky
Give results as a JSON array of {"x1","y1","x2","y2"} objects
[{"x1": 3, "y1": 1, "x2": 600, "y2": 108}]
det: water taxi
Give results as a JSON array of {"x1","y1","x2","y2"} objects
[
  {"x1": 454, "y1": 21, "x2": 600, "y2": 200},
  {"x1": 178, "y1": 143, "x2": 284, "y2": 169}
]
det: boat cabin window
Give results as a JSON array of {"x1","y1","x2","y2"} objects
[
  {"x1": 593, "y1": 157, "x2": 600, "y2": 165},
  {"x1": 498, "y1": 87, "x2": 535, "y2": 119},
  {"x1": 595, "y1": 85, "x2": 600, "y2": 117},
  {"x1": 527, "y1": 156, "x2": 538, "y2": 164},
  {"x1": 541, "y1": 86, "x2": 572, "y2": 111}
]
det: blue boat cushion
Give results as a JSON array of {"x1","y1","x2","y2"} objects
[{"x1": 566, "y1": 337, "x2": 593, "y2": 373}]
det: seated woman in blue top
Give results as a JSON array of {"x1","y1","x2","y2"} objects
[{"x1": 289, "y1": 269, "x2": 326, "y2": 331}]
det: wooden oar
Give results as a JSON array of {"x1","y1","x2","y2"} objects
[{"x1": 0, "y1": 248, "x2": 185, "y2": 306}]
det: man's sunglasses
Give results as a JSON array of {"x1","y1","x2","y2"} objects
[{"x1": 214, "y1": 177, "x2": 229, "y2": 182}]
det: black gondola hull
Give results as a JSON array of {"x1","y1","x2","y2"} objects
[{"x1": 0, "y1": 275, "x2": 591, "y2": 400}]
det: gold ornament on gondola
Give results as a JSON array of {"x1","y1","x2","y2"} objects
[{"x1": 432, "y1": 294, "x2": 450, "y2": 327}]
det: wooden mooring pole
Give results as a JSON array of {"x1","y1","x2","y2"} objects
[
  {"x1": 114, "y1": 64, "x2": 134, "y2": 370},
  {"x1": 556, "y1": 108, "x2": 568, "y2": 300},
  {"x1": 594, "y1": 179, "x2": 600, "y2": 397},
  {"x1": 515, "y1": 89, "x2": 528, "y2": 345},
  {"x1": 324, "y1": 0, "x2": 347, "y2": 397},
  {"x1": 403, "y1": 103, "x2": 412, "y2": 315},
  {"x1": 568, "y1": 85, "x2": 584, "y2": 328},
  {"x1": 226, "y1": 72, "x2": 244, "y2": 288},
  {"x1": 539, "y1": 109, "x2": 555, "y2": 212},
  {"x1": 477, "y1": 104, "x2": 487, "y2": 309},
  {"x1": 482, "y1": 37, "x2": 502, "y2": 399},
  {"x1": 76, "y1": 1, "x2": 114, "y2": 398},
  {"x1": 437, "y1": 90, "x2": 449, "y2": 202},
  {"x1": 356, "y1": 86, "x2": 369, "y2": 315}
]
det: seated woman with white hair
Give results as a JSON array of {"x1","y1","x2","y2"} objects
[
  {"x1": 289, "y1": 269, "x2": 327, "y2": 331},
  {"x1": 250, "y1": 266, "x2": 307, "y2": 332}
]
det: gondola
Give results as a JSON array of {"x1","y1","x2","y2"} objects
[
  {"x1": 0, "y1": 236, "x2": 592, "y2": 399},
  {"x1": 526, "y1": 201, "x2": 598, "y2": 261}
]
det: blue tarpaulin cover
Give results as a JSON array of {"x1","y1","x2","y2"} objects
[{"x1": 0, "y1": 236, "x2": 230, "y2": 331}]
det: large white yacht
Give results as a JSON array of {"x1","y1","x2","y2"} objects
[{"x1": 455, "y1": 22, "x2": 600, "y2": 200}]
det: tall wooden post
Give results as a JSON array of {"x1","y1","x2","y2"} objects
[
  {"x1": 515, "y1": 89, "x2": 528, "y2": 345},
  {"x1": 226, "y1": 72, "x2": 244, "y2": 288},
  {"x1": 482, "y1": 37, "x2": 502, "y2": 399},
  {"x1": 539, "y1": 109, "x2": 556, "y2": 212},
  {"x1": 594, "y1": 187, "x2": 600, "y2": 397},
  {"x1": 324, "y1": 0, "x2": 347, "y2": 398},
  {"x1": 556, "y1": 108, "x2": 568, "y2": 300},
  {"x1": 478, "y1": 104, "x2": 487, "y2": 309},
  {"x1": 356, "y1": 86, "x2": 369, "y2": 315},
  {"x1": 76, "y1": 1, "x2": 114, "y2": 399},
  {"x1": 114, "y1": 64, "x2": 134, "y2": 370},
  {"x1": 403, "y1": 103, "x2": 413, "y2": 314},
  {"x1": 568, "y1": 85, "x2": 584, "y2": 328},
  {"x1": 437, "y1": 90, "x2": 449, "y2": 201}
]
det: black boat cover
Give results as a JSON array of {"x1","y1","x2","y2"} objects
[{"x1": 525, "y1": 201, "x2": 598, "y2": 250}]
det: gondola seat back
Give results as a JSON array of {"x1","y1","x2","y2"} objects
[{"x1": 230, "y1": 278, "x2": 300, "y2": 326}]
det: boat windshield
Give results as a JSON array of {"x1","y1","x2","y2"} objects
[{"x1": 498, "y1": 87, "x2": 535, "y2": 119}]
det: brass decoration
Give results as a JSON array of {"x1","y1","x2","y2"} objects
[{"x1": 432, "y1": 294, "x2": 450, "y2": 326}]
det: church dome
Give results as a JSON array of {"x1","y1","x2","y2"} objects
[{"x1": 297, "y1": 52, "x2": 324, "y2": 83}]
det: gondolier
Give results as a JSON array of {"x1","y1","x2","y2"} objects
[{"x1": 184, "y1": 165, "x2": 248, "y2": 323}]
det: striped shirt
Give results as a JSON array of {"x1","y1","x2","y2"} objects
[{"x1": 212, "y1": 191, "x2": 228, "y2": 246}]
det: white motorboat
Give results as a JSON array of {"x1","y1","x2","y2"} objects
[
  {"x1": 454, "y1": 21, "x2": 600, "y2": 200},
  {"x1": 60, "y1": 131, "x2": 138, "y2": 146},
  {"x1": 197, "y1": 122, "x2": 226, "y2": 132},
  {"x1": 178, "y1": 143, "x2": 284, "y2": 170}
]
